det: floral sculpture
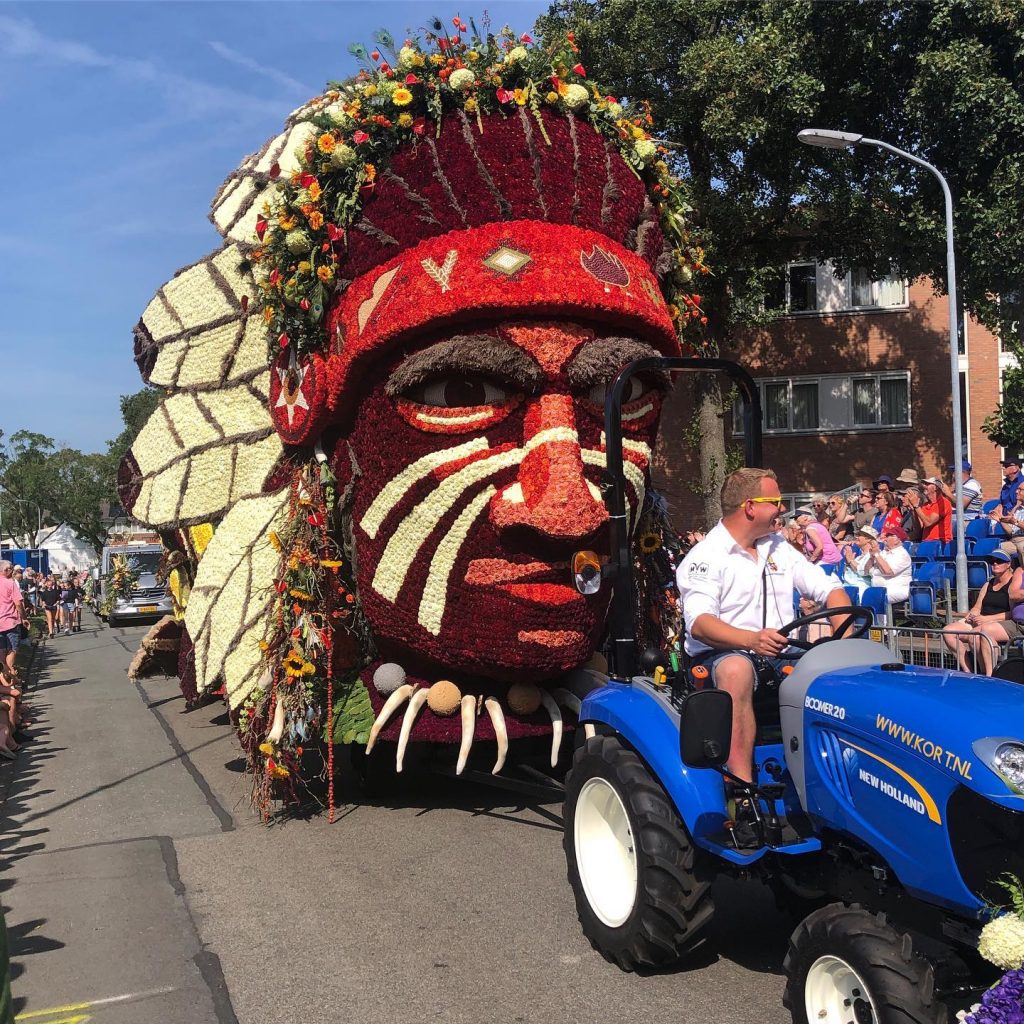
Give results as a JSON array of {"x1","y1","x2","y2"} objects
[
  {"x1": 960, "y1": 875, "x2": 1024, "y2": 1023},
  {"x1": 117, "y1": 18, "x2": 707, "y2": 814}
]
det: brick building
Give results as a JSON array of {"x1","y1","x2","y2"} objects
[{"x1": 652, "y1": 264, "x2": 1007, "y2": 526}]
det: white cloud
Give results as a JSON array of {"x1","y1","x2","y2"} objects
[
  {"x1": 208, "y1": 40, "x2": 309, "y2": 96},
  {"x1": 0, "y1": 14, "x2": 287, "y2": 121}
]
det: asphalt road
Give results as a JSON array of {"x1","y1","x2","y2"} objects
[{"x1": 2, "y1": 613, "x2": 794, "y2": 1024}]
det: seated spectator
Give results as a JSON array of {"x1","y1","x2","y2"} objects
[
  {"x1": 796, "y1": 507, "x2": 841, "y2": 568},
  {"x1": 1000, "y1": 457, "x2": 1024, "y2": 514},
  {"x1": 872, "y1": 491, "x2": 902, "y2": 535},
  {"x1": 826, "y1": 494, "x2": 854, "y2": 542},
  {"x1": 810, "y1": 493, "x2": 828, "y2": 524},
  {"x1": 994, "y1": 495, "x2": 1024, "y2": 561},
  {"x1": 941, "y1": 460, "x2": 983, "y2": 521},
  {"x1": 838, "y1": 526, "x2": 875, "y2": 595},
  {"x1": 868, "y1": 524, "x2": 913, "y2": 603},
  {"x1": 782, "y1": 519, "x2": 806, "y2": 555},
  {"x1": 873, "y1": 474, "x2": 895, "y2": 495},
  {"x1": 942, "y1": 551, "x2": 1019, "y2": 675},
  {"x1": 895, "y1": 468, "x2": 921, "y2": 490},
  {"x1": 898, "y1": 486, "x2": 924, "y2": 542},
  {"x1": 853, "y1": 488, "x2": 875, "y2": 531},
  {"x1": 909, "y1": 477, "x2": 953, "y2": 543}
]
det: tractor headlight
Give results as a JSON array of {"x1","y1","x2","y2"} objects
[
  {"x1": 974, "y1": 738, "x2": 1024, "y2": 795},
  {"x1": 993, "y1": 744, "x2": 1024, "y2": 795}
]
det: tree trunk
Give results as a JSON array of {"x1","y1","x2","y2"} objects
[{"x1": 694, "y1": 374, "x2": 728, "y2": 526}]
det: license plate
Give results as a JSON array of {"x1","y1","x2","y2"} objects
[{"x1": 137, "y1": 605, "x2": 158, "y2": 614}]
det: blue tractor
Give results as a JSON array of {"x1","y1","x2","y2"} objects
[{"x1": 563, "y1": 359, "x2": 1024, "y2": 1023}]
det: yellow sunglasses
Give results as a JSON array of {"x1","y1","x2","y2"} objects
[{"x1": 748, "y1": 497, "x2": 786, "y2": 508}]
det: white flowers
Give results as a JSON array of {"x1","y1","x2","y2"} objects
[
  {"x1": 324, "y1": 103, "x2": 352, "y2": 128},
  {"x1": 978, "y1": 913, "x2": 1024, "y2": 970},
  {"x1": 398, "y1": 45, "x2": 417, "y2": 69},
  {"x1": 330, "y1": 144, "x2": 356, "y2": 169},
  {"x1": 634, "y1": 139, "x2": 657, "y2": 163},
  {"x1": 449, "y1": 68, "x2": 475, "y2": 92},
  {"x1": 562, "y1": 84, "x2": 590, "y2": 111},
  {"x1": 504, "y1": 45, "x2": 528, "y2": 64},
  {"x1": 285, "y1": 229, "x2": 311, "y2": 255},
  {"x1": 607, "y1": 101, "x2": 623, "y2": 119}
]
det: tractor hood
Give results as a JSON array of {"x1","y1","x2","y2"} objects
[{"x1": 779, "y1": 639, "x2": 1024, "y2": 805}]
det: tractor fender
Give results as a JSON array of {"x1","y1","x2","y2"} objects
[{"x1": 580, "y1": 679, "x2": 726, "y2": 838}]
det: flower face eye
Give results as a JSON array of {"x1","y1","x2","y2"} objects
[
  {"x1": 585, "y1": 376, "x2": 649, "y2": 408},
  {"x1": 407, "y1": 375, "x2": 512, "y2": 409}
]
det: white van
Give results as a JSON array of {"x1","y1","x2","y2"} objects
[{"x1": 99, "y1": 542, "x2": 173, "y2": 625}]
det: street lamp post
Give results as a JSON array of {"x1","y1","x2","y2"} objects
[{"x1": 797, "y1": 128, "x2": 968, "y2": 613}]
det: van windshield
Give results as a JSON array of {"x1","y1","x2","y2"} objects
[{"x1": 107, "y1": 550, "x2": 162, "y2": 576}]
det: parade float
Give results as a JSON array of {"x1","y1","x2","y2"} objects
[{"x1": 119, "y1": 18, "x2": 702, "y2": 817}]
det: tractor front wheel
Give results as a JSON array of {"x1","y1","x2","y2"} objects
[
  {"x1": 563, "y1": 734, "x2": 713, "y2": 971},
  {"x1": 784, "y1": 903, "x2": 947, "y2": 1024}
]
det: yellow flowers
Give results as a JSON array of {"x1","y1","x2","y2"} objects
[
  {"x1": 317, "y1": 265, "x2": 333, "y2": 283},
  {"x1": 545, "y1": 91, "x2": 559, "y2": 104},
  {"x1": 278, "y1": 211, "x2": 297, "y2": 230},
  {"x1": 289, "y1": 588, "x2": 313, "y2": 601},
  {"x1": 306, "y1": 181, "x2": 322, "y2": 202},
  {"x1": 391, "y1": 86, "x2": 413, "y2": 106},
  {"x1": 397, "y1": 113, "x2": 413, "y2": 128},
  {"x1": 307, "y1": 209, "x2": 324, "y2": 231},
  {"x1": 464, "y1": 97, "x2": 478, "y2": 114},
  {"x1": 268, "y1": 761, "x2": 290, "y2": 779},
  {"x1": 269, "y1": 531, "x2": 282, "y2": 551},
  {"x1": 513, "y1": 88, "x2": 528, "y2": 106},
  {"x1": 258, "y1": 741, "x2": 276, "y2": 757},
  {"x1": 429, "y1": 54, "x2": 445, "y2": 66},
  {"x1": 319, "y1": 559, "x2": 343, "y2": 569},
  {"x1": 316, "y1": 132, "x2": 336, "y2": 154},
  {"x1": 363, "y1": 83, "x2": 378, "y2": 97}
]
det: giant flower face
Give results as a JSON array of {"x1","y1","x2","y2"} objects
[{"x1": 344, "y1": 318, "x2": 665, "y2": 683}]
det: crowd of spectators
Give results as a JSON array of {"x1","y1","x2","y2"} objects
[
  {"x1": 677, "y1": 452, "x2": 1024, "y2": 676},
  {"x1": 15, "y1": 568, "x2": 91, "y2": 638}
]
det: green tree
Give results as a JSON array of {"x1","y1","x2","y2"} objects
[{"x1": 539, "y1": 0, "x2": 1023, "y2": 516}]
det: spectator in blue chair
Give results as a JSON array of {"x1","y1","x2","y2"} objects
[
  {"x1": 911, "y1": 478, "x2": 953, "y2": 543},
  {"x1": 940, "y1": 460, "x2": 983, "y2": 521},
  {"x1": 867, "y1": 524, "x2": 912, "y2": 604},
  {"x1": 838, "y1": 525, "x2": 875, "y2": 595},
  {"x1": 999, "y1": 456, "x2": 1024, "y2": 514},
  {"x1": 796, "y1": 507, "x2": 841, "y2": 569},
  {"x1": 872, "y1": 491, "x2": 902, "y2": 535},
  {"x1": 942, "y1": 550, "x2": 1019, "y2": 675},
  {"x1": 995, "y1": 493, "x2": 1024, "y2": 562}
]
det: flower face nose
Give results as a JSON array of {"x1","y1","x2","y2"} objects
[{"x1": 490, "y1": 394, "x2": 608, "y2": 540}]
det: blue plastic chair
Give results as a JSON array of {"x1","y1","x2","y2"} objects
[
  {"x1": 908, "y1": 582, "x2": 936, "y2": 617},
  {"x1": 973, "y1": 537, "x2": 1004, "y2": 560},
  {"x1": 842, "y1": 585, "x2": 860, "y2": 605},
  {"x1": 982, "y1": 499, "x2": 1001, "y2": 515},
  {"x1": 911, "y1": 541, "x2": 941, "y2": 564},
  {"x1": 966, "y1": 518, "x2": 995, "y2": 542},
  {"x1": 860, "y1": 586, "x2": 890, "y2": 627}
]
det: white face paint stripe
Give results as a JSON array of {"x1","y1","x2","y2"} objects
[
  {"x1": 417, "y1": 486, "x2": 495, "y2": 635},
  {"x1": 360, "y1": 436, "x2": 489, "y2": 539},
  {"x1": 581, "y1": 448, "x2": 644, "y2": 532},
  {"x1": 621, "y1": 401, "x2": 654, "y2": 422},
  {"x1": 415, "y1": 408, "x2": 498, "y2": 426},
  {"x1": 599, "y1": 432, "x2": 653, "y2": 461},
  {"x1": 371, "y1": 447, "x2": 525, "y2": 603},
  {"x1": 525, "y1": 426, "x2": 578, "y2": 450}
]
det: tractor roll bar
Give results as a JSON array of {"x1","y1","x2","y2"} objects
[{"x1": 604, "y1": 357, "x2": 763, "y2": 680}]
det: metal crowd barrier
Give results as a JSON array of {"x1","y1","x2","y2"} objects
[{"x1": 866, "y1": 623, "x2": 1002, "y2": 673}]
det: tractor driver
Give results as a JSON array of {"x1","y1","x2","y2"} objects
[{"x1": 677, "y1": 468, "x2": 848, "y2": 788}]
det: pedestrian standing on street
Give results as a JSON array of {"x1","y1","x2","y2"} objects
[
  {"x1": 58, "y1": 579, "x2": 76, "y2": 636},
  {"x1": 38, "y1": 576, "x2": 59, "y2": 639}
]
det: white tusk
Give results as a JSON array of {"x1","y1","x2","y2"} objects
[
  {"x1": 484, "y1": 697, "x2": 508, "y2": 775},
  {"x1": 365, "y1": 683, "x2": 413, "y2": 755},
  {"x1": 266, "y1": 694, "x2": 286, "y2": 744},
  {"x1": 396, "y1": 688, "x2": 429, "y2": 773},
  {"x1": 456, "y1": 694, "x2": 476, "y2": 775},
  {"x1": 584, "y1": 724, "x2": 596, "y2": 740},
  {"x1": 552, "y1": 687, "x2": 582, "y2": 717},
  {"x1": 539, "y1": 690, "x2": 563, "y2": 769}
]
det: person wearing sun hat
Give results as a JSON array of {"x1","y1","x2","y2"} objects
[
  {"x1": 866, "y1": 523, "x2": 913, "y2": 603},
  {"x1": 838, "y1": 523, "x2": 876, "y2": 595},
  {"x1": 942, "y1": 549, "x2": 1020, "y2": 675}
]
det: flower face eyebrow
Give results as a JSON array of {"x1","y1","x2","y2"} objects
[
  {"x1": 385, "y1": 334, "x2": 543, "y2": 397},
  {"x1": 566, "y1": 336, "x2": 670, "y2": 391}
]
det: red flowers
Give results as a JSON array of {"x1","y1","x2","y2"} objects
[
  {"x1": 299, "y1": 172, "x2": 317, "y2": 189},
  {"x1": 352, "y1": 130, "x2": 369, "y2": 145},
  {"x1": 278, "y1": 332, "x2": 289, "y2": 348},
  {"x1": 307, "y1": 511, "x2": 324, "y2": 527},
  {"x1": 495, "y1": 87, "x2": 513, "y2": 104},
  {"x1": 255, "y1": 218, "x2": 268, "y2": 241},
  {"x1": 573, "y1": 63, "x2": 586, "y2": 76},
  {"x1": 405, "y1": 73, "x2": 419, "y2": 85},
  {"x1": 326, "y1": 223, "x2": 344, "y2": 241}
]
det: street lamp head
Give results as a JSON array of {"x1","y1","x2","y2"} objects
[{"x1": 797, "y1": 128, "x2": 864, "y2": 150}]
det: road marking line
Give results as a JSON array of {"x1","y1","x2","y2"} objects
[{"x1": 16, "y1": 986, "x2": 177, "y2": 1020}]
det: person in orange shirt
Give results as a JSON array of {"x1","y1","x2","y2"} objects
[{"x1": 907, "y1": 477, "x2": 953, "y2": 543}]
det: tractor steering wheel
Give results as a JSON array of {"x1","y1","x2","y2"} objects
[{"x1": 777, "y1": 605, "x2": 874, "y2": 651}]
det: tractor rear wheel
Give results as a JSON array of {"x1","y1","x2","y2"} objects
[
  {"x1": 784, "y1": 903, "x2": 947, "y2": 1024},
  {"x1": 563, "y1": 734, "x2": 713, "y2": 971}
]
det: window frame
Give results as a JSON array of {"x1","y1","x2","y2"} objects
[
  {"x1": 732, "y1": 370, "x2": 912, "y2": 436},
  {"x1": 766, "y1": 261, "x2": 909, "y2": 316}
]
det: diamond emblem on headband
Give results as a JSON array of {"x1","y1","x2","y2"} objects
[{"x1": 483, "y1": 244, "x2": 532, "y2": 278}]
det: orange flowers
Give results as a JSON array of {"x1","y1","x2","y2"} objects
[{"x1": 316, "y1": 132, "x2": 336, "y2": 154}]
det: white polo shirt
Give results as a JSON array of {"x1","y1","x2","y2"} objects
[{"x1": 676, "y1": 521, "x2": 843, "y2": 657}]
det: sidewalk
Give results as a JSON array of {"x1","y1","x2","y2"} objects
[{"x1": 0, "y1": 612, "x2": 237, "y2": 1024}]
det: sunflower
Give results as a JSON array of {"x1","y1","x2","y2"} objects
[
  {"x1": 638, "y1": 531, "x2": 661, "y2": 554},
  {"x1": 391, "y1": 86, "x2": 414, "y2": 106}
]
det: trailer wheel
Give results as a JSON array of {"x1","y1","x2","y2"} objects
[
  {"x1": 563, "y1": 734, "x2": 713, "y2": 971},
  {"x1": 784, "y1": 903, "x2": 946, "y2": 1024}
]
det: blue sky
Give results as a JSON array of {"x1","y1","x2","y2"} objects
[{"x1": 0, "y1": 1, "x2": 549, "y2": 453}]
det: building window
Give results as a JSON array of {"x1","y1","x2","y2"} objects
[
  {"x1": 733, "y1": 371, "x2": 911, "y2": 435},
  {"x1": 766, "y1": 262, "x2": 907, "y2": 314}
]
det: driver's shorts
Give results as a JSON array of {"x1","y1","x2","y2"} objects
[{"x1": 689, "y1": 649, "x2": 800, "y2": 690}]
